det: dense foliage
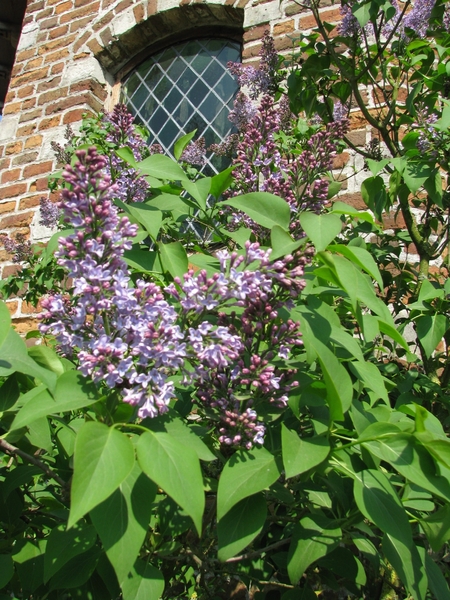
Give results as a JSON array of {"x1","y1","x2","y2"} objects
[{"x1": 1, "y1": 0, "x2": 450, "y2": 597}]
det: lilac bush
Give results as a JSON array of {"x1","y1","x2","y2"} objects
[{"x1": 39, "y1": 148, "x2": 310, "y2": 447}]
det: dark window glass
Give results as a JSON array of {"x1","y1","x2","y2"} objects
[{"x1": 122, "y1": 38, "x2": 240, "y2": 174}]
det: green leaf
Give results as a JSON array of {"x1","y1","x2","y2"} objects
[
  {"x1": 210, "y1": 167, "x2": 233, "y2": 199},
  {"x1": 309, "y1": 338, "x2": 353, "y2": 420},
  {"x1": 69, "y1": 422, "x2": 135, "y2": 528},
  {"x1": 299, "y1": 212, "x2": 342, "y2": 251},
  {"x1": 124, "y1": 202, "x2": 163, "y2": 241},
  {"x1": 331, "y1": 200, "x2": 375, "y2": 224},
  {"x1": 420, "y1": 504, "x2": 450, "y2": 551},
  {"x1": 0, "y1": 301, "x2": 11, "y2": 348},
  {"x1": 328, "y1": 244, "x2": 383, "y2": 288},
  {"x1": 3, "y1": 465, "x2": 41, "y2": 499},
  {"x1": 0, "y1": 555, "x2": 13, "y2": 588},
  {"x1": 116, "y1": 146, "x2": 138, "y2": 169},
  {"x1": 160, "y1": 414, "x2": 216, "y2": 462},
  {"x1": 44, "y1": 522, "x2": 97, "y2": 583},
  {"x1": 281, "y1": 424, "x2": 330, "y2": 478},
  {"x1": 361, "y1": 175, "x2": 388, "y2": 220},
  {"x1": 48, "y1": 546, "x2": 100, "y2": 590},
  {"x1": 348, "y1": 361, "x2": 389, "y2": 404},
  {"x1": 91, "y1": 462, "x2": 156, "y2": 585},
  {"x1": 173, "y1": 130, "x2": 197, "y2": 161},
  {"x1": 12, "y1": 371, "x2": 99, "y2": 431},
  {"x1": 158, "y1": 241, "x2": 188, "y2": 280},
  {"x1": 0, "y1": 327, "x2": 57, "y2": 392},
  {"x1": 137, "y1": 154, "x2": 187, "y2": 181},
  {"x1": 123, "y1": 250, "x2": 162, "y2": 274},
  {"x1": 352, "y1": 469, "x2": 412, "y2": 544},
  {"x1": 121, "y1": 560, "x2": 165, "y2": 600},
  {"x1": 222, "y1": 192, "x2": 291, "y2": 230},
  {"x1": 365, "y1": 434, "x2": 450, "y2": 501},
  {"x1": 382, "y1": 535, "x2": 427, "y2": 600},
  {"x1": 421, "y1": 547, "x2": 450, "y2": 600},
  {"x1": 13, "y1": 540, "x2": 46, "y2": 593},
  {"x1": 27, "y1": 345, "x2": 65, "y2": 377},
  {"x1": 217, "y1": 446, "x2": 280, "y2": 520},
  {"x1": 270, "y1": 225, "x2": 304, "y2": 260},
  {"x1": 217, "y1": 493, "x2": 267, "y2": 561},
  {"x1": 416, "y1": 314, "x2": 449, "y2": 358},
  {"x1": 137, "y1": 431, "x2": 205, "y2": 535},
  {"x1": 183, "y1": 177, "x2": 211, "y2": 211},
  {"x1": 364, "y1": 158, "x2": 390, "y2": 176},
  {"x1": 403, "y1": 160, "x2": 434, "y2": 194},
  {"x1": 287, "y1": 514, "x2": 341, "y2": 584}
]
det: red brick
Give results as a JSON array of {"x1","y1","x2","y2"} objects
[
  {"x1": 5, "y1": 142, "x2": 24, "y2": 155},
  {"x1": 63, "y1": 108, "x2": 89, "y2": 124},
  {"x1": 115, "y1": 0, "x2": 133, "y2": 12},
  {"x1": 273, "y1": 20, "x2": 295, "y2": 35},
  {"x1": 5, "y1": 301, "x2": 19, "y2": 317},
  {"x1": 2, "y1": 102, "x2": 22, "y2": 116},
  {"x1": 15, "y1": 48, "x2": 37, "y2": 63},
  {"x1": 21, "y1": 98, "x2": 37, "y2": 111},
  {"x1": 40, "y1": 16, "x2": 59, "y2": 29},
  {"x1": 38, "y1": 34, "x2": 77, "y2": 54},
  {"x1": 12, "y1": 152, "x2": 39, "y2": 166},
  {"x1": 285, "y1": 2, "x2": 307, "y2": 16},
  {"x1": 0, "y1": 201, "x2": 17, "y2": 214},
  {"x1": 36, "y1": 177, "x2": 49, "y2": 191},
  {"x1": 19, "y1": 195, "x2": 45, "y2": 210},
  {"x1": 45, "y1": 92, "x2": 103, "y2": 115},
  {"x1": 44, "y1": 48, "x2": 70, "y2": 63},
  {"x1": 54, "y1": 0, "x2": 73, "y2": 13},
  {"x1": 59, "y1": 2, "x2": 101, "y2": 24},
  {"x1": 332, "y1": 152, "x2": 350, "y2": 169},
  {"x1": 133, "y1": 4, "x2": 145, "y2": 22},
  {"x1": 242, "y1": 43, "x2": 263, "y2": 59},
  {"x1": 27, "y1": 0, "x2": 45, "y2": 13},
  {"x1": 75, "y1": 0, "x2": 93, "y2": 5},
  {"x1": 336, "y1": 193, "x2": 366, "y2": 211},
  {"x1": 100, "y1": 27, "x2": 113, "y2": 46},
  {"x1": 87, "y1": 38, "x2": 103, "y2": 54},
  {"x1": 243, "y1": 24, "x2": 268, "y2": 42},
  {"x1": 51, "y1": 62, "x2": 65, "y2": 75},
  {"x1": 92, "y1": 12, "x2": 114, "y2": 32},
  {"x1": 1, "y1": 169, "x2": 21, "y2": 184},
  {"x1": 23, "y1": 161, "x2": 54, "y2": 179},
  {"x1": 73, "y1": 30, "x2": 91, "y2": 52},
  {"x1": 70, "y1": 79, "x2": 106, "y2": 100},
  {"x1": 0, "y1": 158, "x2": 11, "y2": 170},
  {"x1": 0, "y1": 211, "x2": 33, "y2": 228},
  {"x1": 35, "y1": 7, "x2": 55, "y2": 19},
  {"x1": 17, "y1": 124, "x2": 37, "y2": 137},
  {"x1": 19, "y1": 109, "x2": 44, "y2": 123},
  {"x1": 37, "y1": 77, "x2": 63, "y2": 93},
  {"x1": 0, "y1": 183, "x2": 28, "y2": 201},
  {"x1": 37, "y1": 31, "x2": 49, "y2": 44},
  {"x1": 38, "y1": 86, "x2": 69, "y2": 105},
  {"x1": 147, "y1": 0, "x2": 157, "y2": 15},
  {"x1": 5, "y1": 91, "x2": 16, "y2": 103},
  {"x1": 2, "y1": 265, "x2": 21, "y2": 279},
  {"x1": 10, "y1": 67, "x2": 49, "y2": 88},
  {"x1": 17, "y1": 85, "x2": 36, "y2": 99},
  {"x1": 346, "y1": 130, "x2": 366, "y2": 146},
  {"x1": 24, "y1": 135, "x2": 44, "y2": 149},
  {"x1": 13, "y1": 318, "x2": 40, "y2": 335},
  {"x1": 49, "y1": 24, "x2": 70, "y2": 39},
  {"x1": 38, "y1": 116, "x2": 62, "y2": 130}
]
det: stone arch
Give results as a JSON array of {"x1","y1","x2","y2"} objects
[{"x1": 84, "y1": 3, "x2": 245, "y2": 82}]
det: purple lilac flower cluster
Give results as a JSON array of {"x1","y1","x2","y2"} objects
[
  {"x1": 102, "y1": 104, "x2": 153, "y2": 204},
  {"x1": 39, "y1": 197, "x2": 61, "y2": 229},
  {"x1": 39, "y1": 148, "x2": 308, "y2": 448},
  {"x1": 180, "y1": 137, "x2": 207, "y2": 166},
  {"x1": 228, "y1": 32, "x2": 279, "y2": 100},
  {"x1": 167, "y1": 245, "x2": 310, "y2": 448},
  {"x1": 225, "y1": 92, "x2": 348, "y2": 239},
  {"x1": 0, "y1": 233, "x2": 33, "y2": 264}
]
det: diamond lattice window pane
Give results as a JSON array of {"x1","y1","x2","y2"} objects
[{"x1": 122, "y1": 38, "x2": 241, "y2": 174}]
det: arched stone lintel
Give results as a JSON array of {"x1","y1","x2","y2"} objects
[{"x1": 91, "y1": 4, "x2": 244, "y2": 80}]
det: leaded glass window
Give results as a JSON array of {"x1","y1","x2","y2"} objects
[{"x1": 121, "y1": 38, "x2": 240, "y2": 175}]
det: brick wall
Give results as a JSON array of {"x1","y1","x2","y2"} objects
[{"x1": 0, "y1": 0, "x2": 376, "y2": 329}]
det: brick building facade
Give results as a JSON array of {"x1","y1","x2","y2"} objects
[{"x1": 0, "y1": 0, "x2": 370, "y2": 330}]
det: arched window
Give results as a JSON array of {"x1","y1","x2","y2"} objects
[{"x1": 121, "y1": 38, "x2": 240, "y2": 174}]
